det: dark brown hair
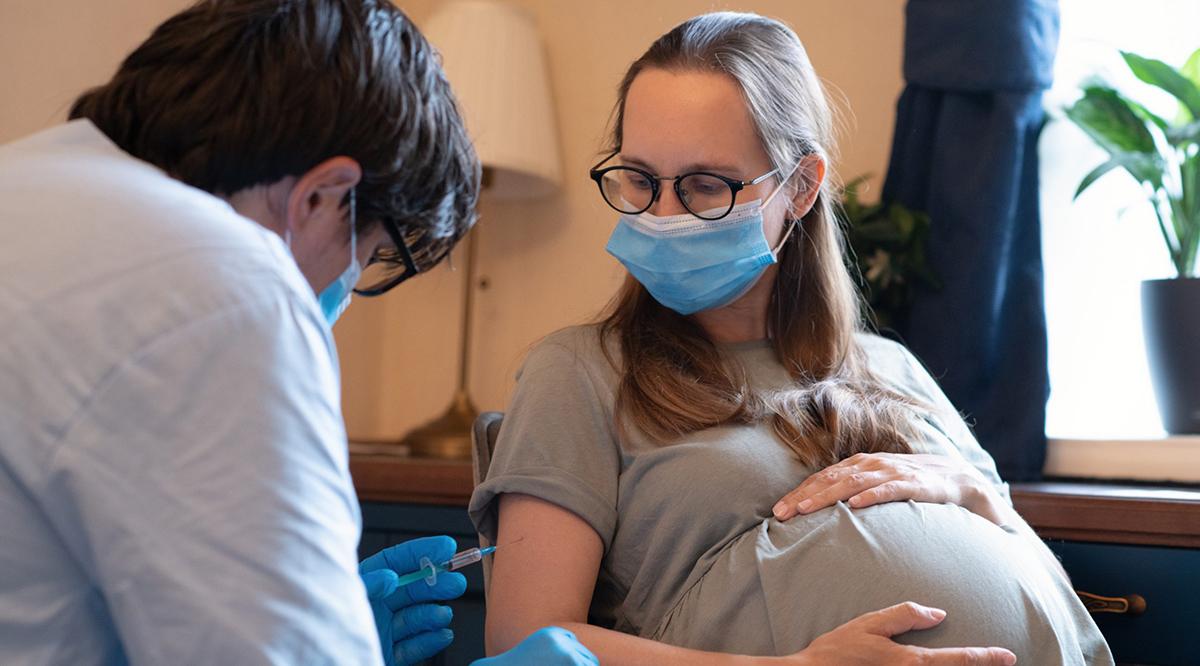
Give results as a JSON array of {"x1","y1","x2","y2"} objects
[
  {"x1": 599, "y1": 12, "x2": 920, "y2": 468},
  {"x1": 69, "y1": 0, "x2": 479, "y2": 273}
]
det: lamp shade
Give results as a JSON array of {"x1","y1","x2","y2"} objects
[{"x1": 422, "y1": 1, "x2": 562, "y2": 200}]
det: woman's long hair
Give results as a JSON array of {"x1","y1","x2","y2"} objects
[{"x1": 598, "y1": 12, "x2": 919, "y2": 468}]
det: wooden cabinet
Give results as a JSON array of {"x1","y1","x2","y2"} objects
[
  {"x1": 1044, "y1": 540, "x2": 1199, "y2": 665},
  {"x1": 1011, "y1": 483, "x2": 1200, "y2": 666},
  {"x1": 352, "y1": 455, "x2": 1200, "y2": 665}
]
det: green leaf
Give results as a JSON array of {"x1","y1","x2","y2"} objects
[
  {"x1": 840, "y1": 176, "x2": 876, "y2": 225},
  {"x1": 891, "y1": 205, "x2": 916, "y2": 237},
  {"x1": 1122, "y1": 51, "x2": 1200, "y2": 120},
  {"x1": 1065, "y1": 86, "x2": 1158, "y2": 156},
  {"x1": 1180, "y1": 47, "x2": 1200, "y2": 96},
  {"x1": 1127, "y1": 98, "x2": 1171, "y2": 133},
  {"x1": 844, "y1": 174, "x2": 870, "y2": 194},
  {"x1": 1166, "y1": 119, "x2": 1200, "y2": 145},
  {"x1": 1181, "y1": 153, "x2": 1200, "y2": 274},
  {"x1": 1074, "y1": 151, "x2": 1164, "y2": 198},
  {"x1": 1184, "y1": 151, "x2": 1200, "y2": 223},
  {"x1": 842, "y1": 175, "x2": 866, "y2": 208},
  {"x1": 1074, "y1": 159, "x2": 1123, "y2": 199},
  {"x1": 853, "y1": 219, "x2": 906, "y2": 244},
  {"x1": 841, "y1": 173, "x2": 940, "y2": 324},
  {"x1": 1167, "y1": 195, "x2": 1192, "y2": 274}
]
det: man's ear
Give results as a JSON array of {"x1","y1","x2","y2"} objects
[
  {"x1": 285, "y1": 156, "x2": 363, "y2": 234},
  {"x1": 789, "y1": 154, "x2": 827, "y2": 219}
]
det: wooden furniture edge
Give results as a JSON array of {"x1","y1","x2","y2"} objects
[
  {"x1": 350, "y1": 454, "x2": 474, "y2": 506},
  {"x1": 347, "y1": 455, "x2": 1200, "y2": 547},
  {"x1": 1011, "y1": 482, "x2": 1200, "y2": 548}
]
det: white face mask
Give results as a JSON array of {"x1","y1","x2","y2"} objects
[{"x1": 315, "y1": 189, "x2": 361, "y2": 326}]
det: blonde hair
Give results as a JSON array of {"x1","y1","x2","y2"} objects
[{"x1": 599, "y1": 12, "x2": 920, "y2": 468}]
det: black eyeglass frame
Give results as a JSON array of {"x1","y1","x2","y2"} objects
[
  {"x1": 588, "y1": 150, "x2": 779, "y2": 221},
  {"x1": 353, "y1": 217, "x2": 420, "y2": 297}
]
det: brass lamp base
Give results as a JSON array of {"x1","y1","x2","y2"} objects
[{"x1": 401, "y1": 389, "x2": 478, "y2": 459}]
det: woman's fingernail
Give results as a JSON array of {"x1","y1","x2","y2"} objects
[
  {"x1": 797, "y1": 499, "x2": 813, "y2": 513},
  {"x1": 772, "y1": 502, "x2": 787, "y2": 519},
  {"x1": 929, "y1": 608, "x2": 947, "y2": 621},
  {"x1": 1003, "y1": 654, "x2": 1017, "y2": 666}
]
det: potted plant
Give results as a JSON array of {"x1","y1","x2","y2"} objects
[
  {"x1": 840, "y1": 176, "x2": 940, "y2": 335},
  {"x1": 1065, "y1": 48, "x2": 1200, "y2": 434}
]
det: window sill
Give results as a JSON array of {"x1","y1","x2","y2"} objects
[{"x1": 1045, "y1": 436, "x2": 1200, "y2": 484}]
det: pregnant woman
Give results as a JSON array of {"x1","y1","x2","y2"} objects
[{"x1": 469, "y1": 12, "x2": 1111, "y2": 665}]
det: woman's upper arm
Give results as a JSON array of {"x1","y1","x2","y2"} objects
[{"x1": 486, "y1": 493, "x2": 604, "y2": 655}]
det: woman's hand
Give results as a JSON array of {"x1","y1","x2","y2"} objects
[
  {"x1": 772, "y1": 452, "x2": 1013, "y2": 526},
  {"x1": 776, "y1": 602, "x2": 1017, "y2": 666}
]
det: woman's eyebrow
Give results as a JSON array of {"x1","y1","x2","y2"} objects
[{"x1": 619, "y1": 153, "x2": 743, "y2": 176}]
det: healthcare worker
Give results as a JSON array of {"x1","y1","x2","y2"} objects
[{"x1": 0, "y1": 0, "x2": 593, "y2": 664}]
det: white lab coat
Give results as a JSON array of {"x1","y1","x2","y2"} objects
[{"x1": 0, "y1": 121, "x2": 381, "y2": 664}]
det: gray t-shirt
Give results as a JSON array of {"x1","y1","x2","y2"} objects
[{"x1": 469, "y1": 325, "x2": 1111, "y2": 664}]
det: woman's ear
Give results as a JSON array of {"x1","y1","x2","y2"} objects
[{"x1": 789, "y1": 154, "x2": 827, "y2": 219}]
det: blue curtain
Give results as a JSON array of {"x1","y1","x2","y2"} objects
[{"x1": 882, "y1": 0, "x2": 1060, "y2": 482}]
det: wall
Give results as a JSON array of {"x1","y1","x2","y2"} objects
[
  {"x1": 343, "y1": 0, "x2": 907, "y2": 441},
  {"x1": 0, "y1": 0, "x2": 194, "y2": 142},
  {"x1": 0, "y1": 0, "x2": 906, "y2": 441}
]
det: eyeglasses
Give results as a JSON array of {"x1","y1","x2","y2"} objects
[
  {"x1": 589, "y1": 151, "x2": 778, "y2": 221},
  {"x1": 354, "y1": 217, "x2": 420, "y2": 297}
]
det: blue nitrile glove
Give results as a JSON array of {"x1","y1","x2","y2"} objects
[
  {"x1": 472, "y1": 627, "x2": 599, "y2": 665},
  {"x1": 360, "y1": 535, "x2": 468, "y2": 666}
]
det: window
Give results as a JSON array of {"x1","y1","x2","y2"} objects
[{"x1": 1040, "y1": 0, "x2": 1200, "y2": 439}]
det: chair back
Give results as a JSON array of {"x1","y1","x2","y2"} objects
[{"x1": 470, "y1": 411, "x2": 504, "y2": 598}]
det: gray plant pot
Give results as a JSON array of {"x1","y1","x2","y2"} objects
[{"x1": 1142, "y1": 277, "x2": 1200, "y2": 434}]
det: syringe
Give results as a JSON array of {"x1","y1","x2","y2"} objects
[{"x1": 395, "y1": 545, "x2": 497, "y2": 588}]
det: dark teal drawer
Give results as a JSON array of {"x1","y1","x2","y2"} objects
[
  {"x1": 1046, "y1": 540, "x2": 1200, "y2": 666},
  {"x1": 359, "y1": 502, "x2": 486, "y2": 665}
]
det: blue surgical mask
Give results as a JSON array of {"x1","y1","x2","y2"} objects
[
  {"x1": 316, "y1": 189, "x2": 362, "y2": 326},
  {"x1": 605, "y1": 182, "x2": 797, "y2": 316}
]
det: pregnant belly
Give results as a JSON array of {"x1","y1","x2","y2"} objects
[{"x1": 650, "y1": 501, "x2": 1110, "y2": 665}]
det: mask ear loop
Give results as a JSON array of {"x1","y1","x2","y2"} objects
[
  {"x1": 768, "y1": 159, "x2": 810, "y2": 256},
  {"x1": 348, "y1": 187, "x2": 357, "y2": 263},
  {"x1": 280, "y1": 185, "x2": 297, "y2": 250},
  {"x1": 768, "y1": 169, "x2": 806, "y2": 258},
  {"x1": 761, "y1": 157, "x2": 805, "y2": 209},
  {"x1": 772, "y1": 218, "x2": 799, "y2": 256}
]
